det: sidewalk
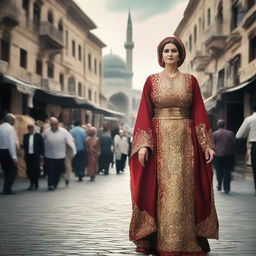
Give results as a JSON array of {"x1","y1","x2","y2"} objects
[{"x1": 0, "y1": 167, "x2": 255, "y2": 256}]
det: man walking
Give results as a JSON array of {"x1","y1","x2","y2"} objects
[
  {"x1": 43, "y1": 117, "x2": 76, "y2": 190},
  {"x1": 0, "y1": 113, "x2": 18, "y2": 195},
  {"x1": 70, "y1": 120, "x2": 87, "y2": 182},
  {"x1": 236, "y1": 103, "x2": 256, "y2": 195},
  {"x1": 213, "y1": 119, "x2": 235, "y2": 193},
  {"x1": 23, "y1": 124, "x2": 44, "y2": 190}
]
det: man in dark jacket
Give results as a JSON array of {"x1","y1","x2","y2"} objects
[
  {"x1": 23, "y1": 124, "x2": 44, "y2": 190},
  {"x1": 99, "y1": 128, "x2": 114, "y2": 175},
  {"x1": 213, "y1": 119, "x2": 236, "y2": 193}
]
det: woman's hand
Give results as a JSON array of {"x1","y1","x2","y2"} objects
[
  {"x1": 138, "y1": 147, "x2": 148, "y2": 167},
  {"x1": 205, "y1": 148, "x2": 215, "y2": 164}
]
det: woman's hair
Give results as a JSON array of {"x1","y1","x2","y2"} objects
[{"x1": 157, "y1": 36, "x2": 186, "y2": 67}]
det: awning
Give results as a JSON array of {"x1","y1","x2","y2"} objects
[
  {"x1": 1, "y1": 74, "x2": 39, "y2": 108},
  {"x1": 94, "y1": 105, "x2": 124, "y2": 117},
  {"x1": 204, "y1": 95, "x2": 218, "y2": 112},
  {"x1": 221, "y1": 76, "x2": 256, "y2": 94}
]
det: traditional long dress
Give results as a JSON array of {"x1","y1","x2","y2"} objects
[
  {"x1": 129, "y1": 72, "x2": 219, "y2": 256},
  {"x1": 86, "y1": 136, "x2": 100, "y2": 178}
]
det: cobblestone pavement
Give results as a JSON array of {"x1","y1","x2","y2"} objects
[{"x1": 0, "y1": 168, "x2": 255, "y2": 256}]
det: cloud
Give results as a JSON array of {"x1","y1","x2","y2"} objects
[{"x1": 105, "y1": 0, "x2": 187, "y2": 21}]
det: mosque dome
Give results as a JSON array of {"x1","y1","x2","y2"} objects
[{"x1": 103, "y1": 54, "x2": 126, "y2": 70}]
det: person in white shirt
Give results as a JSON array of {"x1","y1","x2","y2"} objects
[
  {"x1": 0, "y1": 113, "x2": 18, "y2": 195},
  {"x1": 113, "y1": 128, "x2": 122, "y2": 174},
  {"x1": 43, "y1": 117, "x2": 76, "y2": 190},
  {"x1": 236, "y1": 103, "x2": 256, "y2": 195},
  {"x1": 120, "y1": 129, "x2": 129, "y2": 172}
]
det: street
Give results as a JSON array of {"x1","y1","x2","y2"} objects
[{"x1": 0, "y1": 168, "x2": 255, "y2": 256}]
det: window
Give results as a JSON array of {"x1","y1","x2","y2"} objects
[
  {"x1": 94, "y1": 59, "x2": 97, "y2": 74},
  {"x1": 22, "y1": 0, "x2": 29, "y2": 12},
  {"x1": 36, "y1": 59, "x2": 42, "y2": 75},
  {"x1": 88, "y1": 88, "x2": 92, "y2": 100},
  {"x1": 231, "y1": 4, "x2": 238, "y2": 30},
  {"x1": 99, "y1": 62, "x2": 102, "y2": 77},
  {"x1": 33, "y1": 2, "x2": 41, "y2": 26},
  {"x1": 247, "y1": 0, "x2": 255, "y2": 9},
  {"x1": 249, "y1": 35, "x2": 256, "y2": 62},
  {"x1": 58, "y1": 20, "x2": 63, "y2": 33},
  {"x1": 207, "y1": 8, "x2": 211, "y2": 26},
  {"x1": 72, "y1": 40, "x2": 76, "y2": 57},
  {"x1": 47, "y1": 63, "x2": 54, "y2": 78},
  {"x1": 68, "y1": 77, "x2": 76, "y2": 95},
  {"x1": 189, "y1": 34, "x2": 192, "y2": 52},
  {"x1": 59, "y1": 73, "x2": 64, "y2": 91},
  {"x1": 194, "y1": 25, "x2": 197, "y2": 44},
  {"x1": 199, "y1": 17, "x2": 202, "y2": 33},
  {"x1": 88, "y1": 54, "x2": 92, "y2": 71},
  {"x1": 20, "y1": 48, "x2": 27, "y2": 69},
  {"x1": 78, "y1": 82, "x2": 82, "y2": 97},
  {"x1": 94, "y1": 92, "x2": 97, "y2": 102},
  {"x1": 217, "y1": 69, "x2": 225, "y2": 89},
  {"x1": 65, "y1": 30, "x2": 68, "y2": 50},
  {"x1": 78, "y1": 45, "x2": 82, "y2": 61},
  {"x1": 47, "y1": 10, "x2": 53, "y2": 24},
  {"x1": 0, "y1": 39, "x2": 10, "y2": 62}
]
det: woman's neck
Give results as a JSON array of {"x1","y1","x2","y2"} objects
[{"x1": 163, "y1": 65, "x2": 179, "y2": 78}]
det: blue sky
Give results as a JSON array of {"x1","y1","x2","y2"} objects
[{"x1": 74, "y1": 0, "x2": 189, "y2": 90}]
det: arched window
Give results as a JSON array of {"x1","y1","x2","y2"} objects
[
  {"x1": 68, "y1": 76, "x2": 76, "y2": 95},
  {"x1": 47, "y1": 10, "x2": 54, "y2": 24}
]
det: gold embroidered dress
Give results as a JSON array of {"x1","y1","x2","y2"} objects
[{"x1": 129, "y1": 72, "x2": 218, "y2": 256}]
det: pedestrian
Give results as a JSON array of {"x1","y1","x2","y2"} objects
[
  {"x1": 98, "y1": 127, "x2": 114, "y2": 175},
  {"x1": 113, "y1": 128, "x2": 122, "y2": 174},
  {"x1": 23, "y1": 124, "x2": 44, "y2": 190},
  {"x1": 70, "y1": 120, "x2": 87, "y2": 182},
  {"x1": 213, "y1": 119, "x2": 236, "y2": 193},
  {"x1": 129, "y1": 36, "x2": 218, "y2": 255},
  {"x1": 43, "y1": 117, "x2": 76, "y2": 190},
  {"x1": 120, "y1": 129, "x2": 129, "y2": 172},
  {"x1": 86, "y1": 127, "x2": 100, "y2": 181},
  {"x1": 0, "y1": 113, "x2": 18, "y2": 195},
  {"x1": 64, "y1": 144, "x2": 73, "y2": 186},
  {"x1": 236, "y1": 103, "x2": 256, "y2": 196}
]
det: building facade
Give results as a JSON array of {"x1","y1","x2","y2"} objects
[
  {"x1": 102, "y1": 11, "x2": 141, "y2": 129},
  {"x1": 174, "y1": 0, "x2": 256, "y2": 173},
  {"x1": 0, "y1": 0, "x2": 122, "y2": 128}
]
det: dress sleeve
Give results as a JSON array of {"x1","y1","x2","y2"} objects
[
  {"x1": 191, "y1": 75, "x2": 214, "y2": 152},
  {"x1": 131, "y1": 76, "x2": 154, "y2": 157}
]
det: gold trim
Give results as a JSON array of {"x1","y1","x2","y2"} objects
[
  {"x1": 131, "y1": 128, "x2": 154, "y2": 157},
  {"x1": 154, "y1": 107, "x2": 191, "y2": 119},
  {"x1": 195, "y1": 123, "x2": 215, "y2": 152}
]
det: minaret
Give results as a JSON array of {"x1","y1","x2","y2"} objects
[{"x1": 124, "y1": 10, "x2": 134, "y2": 87}]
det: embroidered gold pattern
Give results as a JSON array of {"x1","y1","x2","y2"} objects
[
  {"x1": 196, "y1": 189, "x2": 219, "y2": 239},
  {"x1": 131, "y1": 128, "x2": 154, "y2": 157},
  {"x1": 156, "y1": 118, "x2": 201, "y2": 252},
  {"x1": 195, "y1": 123, "x2": 215, "y2": 152},
  {"x1": 129, "y1": 204, "x2": 157, "y2": 241}
]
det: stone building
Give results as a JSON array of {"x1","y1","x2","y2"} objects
[
  {"x1": 174, "y1": 0, "x2": 256, "y2": 173},
  {"x1": 0, "y1": 0, "x2": 123, "y2": 128},
  {"x1": 102, "y1": 11, "x2": 141, "y2": 129}
]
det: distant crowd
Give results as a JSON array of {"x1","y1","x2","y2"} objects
[{"x1": 0, "y1": 112, "x2": 132, "y2": 194}]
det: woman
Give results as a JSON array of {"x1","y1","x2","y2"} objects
[
  {"x1": 86, "y1": 127, "x2": 100, "y2": 181},
  {"x1": 129, "y1": 36, "x2": 219, "y2": 256}
]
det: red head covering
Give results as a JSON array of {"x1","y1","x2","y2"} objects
[{"x1": 157, "y1": 36, "x2": 186, "y2": 67}]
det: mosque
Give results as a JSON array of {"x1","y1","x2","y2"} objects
[{"x1": 103, "y1": 11, "x2": 141, "y2": 128}]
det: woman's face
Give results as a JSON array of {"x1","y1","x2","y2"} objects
[{"x1": 162, "y1": 43, "x2": 180, "y2": 67}]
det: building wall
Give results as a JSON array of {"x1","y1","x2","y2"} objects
[{"x1": 0, "y1": 0, "x2": 104, "y2": 106}]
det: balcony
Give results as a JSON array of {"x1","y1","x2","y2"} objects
[
  {"x1": 225, "y1": 30, "x2": 242, "y2": 50},
  {"x1": 0, "y1": 0, "x2": 20, "y2": 27},
  {"x1": 242, "y1": 4, "x2": 256, "y2": 29},
  {"x1": 204, "y1": 25, "x2": 227, "y2": 55},
  {"x1": 192, "y1": 51, "x2": 211, "y2": 72},
  {"x1": 39, "y1": 22, "x2": 64, "y2": 49},
  {"x1": 42, "y1": 78, "x2": 60, "y2": 92}
]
